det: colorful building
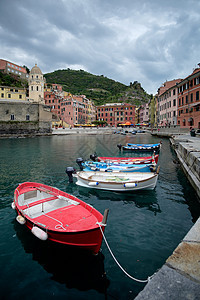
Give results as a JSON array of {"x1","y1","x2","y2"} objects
[
  {"x1": 0, "y1": 86, "x2": 26, "y2": 101},
  {"x1": 157, "y1": 79, "x2": 181, "y2": 127},
  {"x1": 96, "y1": 103, "x2": 135, "y2": 126},
  {"x1": 44, "y1": 84, "x2": 96, "y2": 127},
  {"x1": 0, "y1": 59, "x2": 29, "y2": 80},
  {"x1": 177, "y1": 67, "x2": 200, "y2": 129},
  {"x1": 138, "y1": 103, "x2": 149, "y2": 125}
]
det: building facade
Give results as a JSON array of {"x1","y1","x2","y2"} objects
[
  {"x1": 0, "y1": 59, "x2": 29, "y2": 80},
  {"x1": 157, "y1": 79, "x2": 181, "y2": 127},
  {"x1": 0, "y1": 100, "x2": 52, "y2": 134},
  {"x1": 138, "y1": 103, "x2": 149, "y2": 125},
  {"x1": 44, "y1": 84, "x2": 96, "y2": 127},
  {"x1": 96, "y1": 103, "x2": 135, "y2": 126},
  {"x1": 0, "y1": 86, "x2": 26, "y2": 101},
  {"x1": 177, "y1": 67, "x2": 200, "y2": 129}
]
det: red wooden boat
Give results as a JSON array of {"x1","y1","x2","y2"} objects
[
  {"x1": 97, "y1": 154, "x2": 159, "y2": 165},
  {"x1": 12, "y1": 182, "x2": 109, "y2": 255}
]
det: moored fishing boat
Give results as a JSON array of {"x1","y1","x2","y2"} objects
[
  {"x1": 80, "y1": 160, "x2": 154, "y2": 173},
  {"x1": 97, "y1": 154, "x2": 159, "y2": 165},
  {"x1": 73, "y1": 168, "x2": 160, "y2": 192},
  {"x1": 76, "y1": 157, "x2": 156, "y2": 172},
  {"x1": 117, "y1": 142, "x2": 161, "y2": 152},
  {"x1": 12, "y1": 182, "x2": 109, "y2": 254}
]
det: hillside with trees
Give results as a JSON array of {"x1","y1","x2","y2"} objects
[
  {"x1": 0, "y1": 71, "x2": 28, "y2": 88},
  {"x1": 44, "y1": 69, "x2": 151, "y2": 106}
]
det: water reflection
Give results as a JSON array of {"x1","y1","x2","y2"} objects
[
  {"x1": 67, "y1": 184, "x2": 162, "y2": 215},
  {"x1": 14, "y1": 221, "x2": 110, "y2": 294}
]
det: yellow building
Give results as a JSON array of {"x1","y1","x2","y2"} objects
[{"x1": 0, "y1": 86, "x2": 26, "y2": 101}]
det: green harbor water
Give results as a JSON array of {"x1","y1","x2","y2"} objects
[{"x1": 1, "y1": 133, "x2": 200, "y2": 299}]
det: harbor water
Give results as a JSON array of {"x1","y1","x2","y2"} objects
[{"x1": 1, "y1": 133, "x2": 200, "y2": 299}]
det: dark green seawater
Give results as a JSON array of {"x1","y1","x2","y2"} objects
[{"x1": 1, "y1": 133, "x2": 200, "y2": 300}]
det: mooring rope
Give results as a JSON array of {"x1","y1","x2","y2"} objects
[{"x1": 98, "y1": 225, "x2": 155, "y2": 283}]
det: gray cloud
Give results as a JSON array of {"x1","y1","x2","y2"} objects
[{"x1": 1, "y1": 0, "x2": 200, "y2": 94}]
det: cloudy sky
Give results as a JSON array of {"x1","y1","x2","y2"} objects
[{"x1": 0, "y1": 0, "x2": 200, "y2": 94}]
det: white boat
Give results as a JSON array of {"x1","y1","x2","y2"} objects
[{"x1": 74, "y1": 169, "x2": 159, "y2": 192}]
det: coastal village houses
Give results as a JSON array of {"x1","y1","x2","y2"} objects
[
  {"x1": 44, "y1": 84, "x2": 96, "y2": 127},
  {"x1": 1, "y1": 58, "x2": 200, "y2": 131}
]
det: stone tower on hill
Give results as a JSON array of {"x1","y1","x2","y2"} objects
[{"x1": 28, "y1": 64, "x2": 45, "y2": 103}]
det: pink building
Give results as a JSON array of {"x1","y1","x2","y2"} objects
[
  {"x1": 44, "y1": 84, "x2": 96, "y2": 127},
  {"x1": 138, "y1": 103, "x2": 149, "y2": 124},
  {"x1": 157, "y1": 79, "x2": 181, "y2": 127}
]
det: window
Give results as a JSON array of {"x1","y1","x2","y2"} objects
[
  {"x1": 173, "y1": 99, "x2": 176, "y2": 106},
  {"x1": 19, "y1": 95, "x2": 22, "y2": 99},
  {"x1": 11, "y1": 114, "x2": 14, "y2": 120},
  {"x1": 26, "y1": 115, "x2": 30, "y2": 121},
  {"x1": 196, "y1": 91, "x2": 199, "y2": 101},
  {"x1": 36, "y1": 86, "x2": 38, "y2": 91},
  {"x1": 1, "y1": 93, "x2": 4, "y2": 98},
  {"x1": 190, "y1": 93, "x2": 193, "y2": 102},
  {"x1": 186, "y1": 95, "x2": 188, "y2": 103},
  {"x1": 8, "y1": 94, "x2": 11, "y2": 98}
]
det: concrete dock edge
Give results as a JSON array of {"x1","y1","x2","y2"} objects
[{"x1": 135, "y1": 134, "x2": 200, "y2": 299}]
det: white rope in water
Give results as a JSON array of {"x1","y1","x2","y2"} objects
[{"x1": 98, "y1": 225, "x2": 154, "y2": 283}]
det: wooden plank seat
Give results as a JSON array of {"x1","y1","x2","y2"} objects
[{"x1": 19, "y1": 196, "x2": 57, "y2": 210}]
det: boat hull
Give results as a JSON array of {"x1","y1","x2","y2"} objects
[
  {"x1": 75, "y1": 171, "x2": 158, "y2": 192},
  {"x1": 123, "y1": 143, "x2": 161, "y2": 152},
  {"x1": 16, "y1": 213, "x2": 104, "y2": 254}
]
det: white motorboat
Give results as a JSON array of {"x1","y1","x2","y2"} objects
[{"x1": 73, "y1": 168, "x2": 159, "y2": 192}]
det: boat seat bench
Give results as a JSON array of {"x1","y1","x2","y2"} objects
[{"x1": 19, "y1": 196, "x2": 57, "y2": 210}]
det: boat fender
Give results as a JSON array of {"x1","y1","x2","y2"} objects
[
  {"x1": 66, "y1": 167, "x2": 76, "y2": 183},
  {"x1": 88, "y1": 181, "x2": 99, "y2": 186},
  {"x1": 105, "y1": 168, "x2": 112, "y2": 172},
  {"x1": 124, "y1": 183, "x2": 137, "y2": 188},
  {"x1": 31, "y1": 226, "x2": 48, "y2": 241},
  {"x1": 11, "y1": 202, "x2": 16, "y2": 209},
  {"x1": 16, "y1": 215, "x2": 26, "y2": 225}
]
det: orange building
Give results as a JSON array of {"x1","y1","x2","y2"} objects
[
  {"x1": 97, "y1": 103, "x2": 135, "y2": 126},
  {"x1": 0, "y1": 59, "x2": 29, "y2": 80},
  {"x1": 177, "y1": 67, "x2": 200, "y2": 129}
]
